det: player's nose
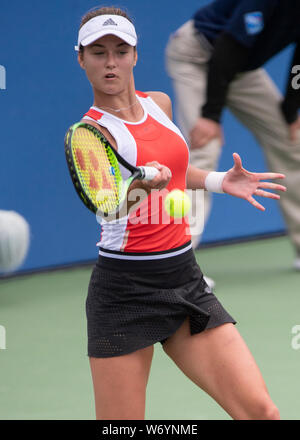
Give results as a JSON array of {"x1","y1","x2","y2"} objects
[{"x1": 105, "y1": 52, "x2": 117, "y2": 68}]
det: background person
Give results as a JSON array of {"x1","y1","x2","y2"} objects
[{"x1": 165, "y1": 0, "x2": 300, "y2": 273}]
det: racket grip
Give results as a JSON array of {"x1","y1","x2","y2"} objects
[{"x1": 139, "y1": 166, "x2": 159, "y2": 180}]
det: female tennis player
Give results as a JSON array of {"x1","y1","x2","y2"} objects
[{"x1": 74, "y1": 6, "x2": 286, "y2": 420}]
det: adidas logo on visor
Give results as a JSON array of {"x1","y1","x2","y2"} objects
[{"x1": 103, "y1": 18, "x2": 118, "y2": 26}]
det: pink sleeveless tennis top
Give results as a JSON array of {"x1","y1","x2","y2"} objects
[{"x1": 83, "y1": 91, "x2": 192, "y2": 260}]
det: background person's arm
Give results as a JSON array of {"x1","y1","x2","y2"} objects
[
  {"x1": 191, "y1": 0, "x2": 278, "y2": 149},
  {"x1": 190, "y1": 33, "x2": 249, "y2": 149}
]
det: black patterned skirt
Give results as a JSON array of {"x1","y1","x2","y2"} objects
[{"x1": 86, "y1": 246, "x2": 236, "y2": 357}]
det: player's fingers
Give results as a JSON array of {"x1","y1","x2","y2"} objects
[
  {"x1": 145, "y1": 161, "x2": 163, "y2": 171},
  {"x1": 255, "y1": 172, "x2": 286, "y2": 180},
  {"x1": 158, "y1": 166, "x2": 172, "y2": 180},
  {"x1": 254, "y1": 189, "x2": 281, "y2": 199},
  {"x1": 258, "y1": 181, "x2": 287, "y2": 192},
  {"x1": 164, "y1": 166, "x2": 172, "y2": 180},
  {"x1": 232, "y1": 152, "x2": 243, "y2": 168},
  {"x1": 247, "y1": 195, "x2": 265, "y2": 211},
  {"x1": 149, "y1": 166, "x2": 171, "y2": 189},
  {"x1": 145, "y1": 162, "x2": 171, "y2": 179}
]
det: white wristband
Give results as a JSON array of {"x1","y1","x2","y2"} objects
[{"x1": 204, "y1": 171, "x2": 227, "y2": 193}]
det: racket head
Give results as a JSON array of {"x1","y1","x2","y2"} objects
[{"x1": 64, "y1": 122, "x2": 131, "y2": 216}]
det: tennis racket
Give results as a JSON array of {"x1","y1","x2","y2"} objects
[{"x1": 64, "y1": 122, "x2": 159, "y2": 217}]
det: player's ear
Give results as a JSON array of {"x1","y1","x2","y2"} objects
[
  {"x1": 78, "y1": 52, "x2": 85, "y2": 70},
  {"x1": 133, "y1": 48, "x2": 138, "y2": 67}
]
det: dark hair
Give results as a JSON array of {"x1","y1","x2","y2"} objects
[{"x1": 79, "y1": 6, "x2": 135, "y2": 53}]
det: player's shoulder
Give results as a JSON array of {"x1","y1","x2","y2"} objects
[
  {"x1": 146, "y1": 91, "x2": 171, "y2": 106},
  {"x1": 145, "y1": 91, "x2": 173, "y2": 120}
]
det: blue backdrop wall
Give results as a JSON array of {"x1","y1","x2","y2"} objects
[{"x1": 0, "y1": 0, "x2": 290, "y2": 272}]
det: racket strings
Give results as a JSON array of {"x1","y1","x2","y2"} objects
[{"x1": 72, "y1": 127, "x2": 123, "y2": 213}]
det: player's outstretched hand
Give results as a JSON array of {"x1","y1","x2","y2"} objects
[{"x1": 222, "y1": 153, "x2": 286, "y2": 211}]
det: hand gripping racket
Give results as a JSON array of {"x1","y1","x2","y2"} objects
[{"x1": 64, "y1": 122, "x2": 159, "y2": 217}]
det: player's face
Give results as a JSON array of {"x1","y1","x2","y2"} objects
[{"x1": 78, "y1": 34, "x2": 137, "y2": 95}]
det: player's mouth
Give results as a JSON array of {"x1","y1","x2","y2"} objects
[{"x1": 105, "y1": 73, "x2": 117, "y2": 80}]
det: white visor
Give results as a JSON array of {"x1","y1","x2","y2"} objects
[{"x1": 75, "y1": 14, "x2": 137, "y2": 51}]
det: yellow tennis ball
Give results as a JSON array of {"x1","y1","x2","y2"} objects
[{"x1": 164, "y1": 190, "x2": 191, "y2": 218}]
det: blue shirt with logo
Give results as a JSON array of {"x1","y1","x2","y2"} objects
[{"x1": 194, "y1": 0, "x2": 300, "y2": 70}]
